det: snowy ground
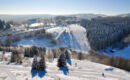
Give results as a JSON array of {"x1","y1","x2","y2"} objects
[
  {"x1": 107, "y1": 46, "x2": 130, "y2": 58},
  {"x1": 13, "y1": 37, "x2": 66, "y2": 48},
  {"x1": 99, "y1": 45, "x2": 130, "y2": 58},
  {"x1": 14, "y1": 24, "x2": 90, "y2": 52},
  {"x1": 0, "y1": 24, "x2": 43, "y2": 39},
  {"x1": 0, "y1": 59, "x2": 129, "y2": 80}
]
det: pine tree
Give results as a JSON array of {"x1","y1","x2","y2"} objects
[
  {"x1": 65, "y1": 49, "x2": 71, "y2": 59},
  {"x1": 32, "y1": 56, "x2": 38, "y2": 70},
  {"x1": 57, "y1": 53, "x2": 66, "y2": 67},
  {"x1": 78, "y1": 52, "x2": 84, "y2": 60},
  {"x1": 10, "y1": 51, "x2": 17, "y2": 62},
  {"x1": 38, "y1": 56, "x2": 46, "y2": 71},
  {"x1": 0, "y1": 20, "x2": 5, "y2": 29}
]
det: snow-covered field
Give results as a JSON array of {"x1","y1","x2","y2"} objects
[
  {"x1": 99, "y1": 45, "x2": 130, "y2": 58},
  {"x1": 13, "y1": 37, "x2": 66, "y2": 48},
  {"x1": 0, "y1": 59, "x2": 129, "y2": 80},
  {"x1": 107, "y1": 46, "x2": 130, "y2": 58},
  {"x1": 14, "y1": 24, "x2": 90, "y2": 52}
]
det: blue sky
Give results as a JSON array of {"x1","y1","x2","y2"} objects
[{"x1": 0, "y1": 0, "x2": 130, "y2": 15}]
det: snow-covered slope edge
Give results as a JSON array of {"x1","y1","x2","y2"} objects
[
  {"x1": 0, "y1": 59, "x2": 129, "y2": 80},
  {"x1": 99, "y1": 45, "x2": 130, "y2": 58}
]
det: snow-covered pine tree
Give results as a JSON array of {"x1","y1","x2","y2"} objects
[
  {"x1": 57, "y1": 53, "x2": 66, "y2": 67},
  {"x1": 38, "y1": 56, "x2": 46, "y2": 70},
  {"x1": 65, "y1": 49, "x2": 71, "y2": 59},
  {"x1": 32, "y1": 55, "x2": 38, "y2": 70}
]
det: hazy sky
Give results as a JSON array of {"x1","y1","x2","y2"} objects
[{"x1": 0, "y1": 0, "x2": 130, "y2": 15}]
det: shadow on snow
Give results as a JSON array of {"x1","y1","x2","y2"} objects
[
  {"x1": 66, "y1": 59, "x2": 72, "y2": 66},
  {"x1": 59, "y1": 66, "x2": 69, "y2": 75},
  {"x1": 105, "y1": 67, "x2": 114, "y2": 71},
  {"x1": 31, "y1": 69, "x2": 47, "y2": 78}
]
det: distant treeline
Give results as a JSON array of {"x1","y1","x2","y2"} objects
[
  {"x1": 0, "y1": 20, "x2": 11, "y2": 30},
  {"x1": 0, "y1": 28, "x2": 47, "y2": 46},
  {"x1": 80, "y1": 17, "x2": 130, "y2": 50}
]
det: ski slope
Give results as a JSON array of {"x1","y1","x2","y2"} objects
[
  {"x1": 14, "y1": 24, "x2": 90, "y2": 52},
  {"x1": 0, "y1": 59, "x2": 129, "y2": 80},
  {"x1": 47, "y1": 24, "x2": 90, "y2": 52}
]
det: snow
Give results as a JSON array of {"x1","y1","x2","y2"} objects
[
  {"x1": 68, "y1": 24, "x2": 90, "y2": 52},
  {"x1": 30, "y1": 23, "x2": 44, "y2": 27},
  {"x1": 14, "y1": 24, "x2": 90, "y2": 52},
  {"x1": 99, "y1": 45, "x2": 130, "y2": 58},
  {"x1": 47, "y1": 24, "x2": 90, "y2": 52},
  {"x1": 46, "y1": 26, "x2": 64, "y2": 33},
  {"x1": 0, "y1": 59, "x2": 129, "y2": 80},
  {"x1": 107, "y1": 46, "x2": 130, "y2": 58},
  {"x1": 13, "y1": 37, "x2": 66, "y2": 48}
]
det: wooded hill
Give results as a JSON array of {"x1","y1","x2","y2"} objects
[
  {"x1": 0, "y1": 20, "x2": 11, "y2": 30},
  {"x1": 80, "y1": 17, "x2": 130, "y2": 50}
]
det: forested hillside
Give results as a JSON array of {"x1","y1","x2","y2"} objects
[
  {"x1": 80, "y1": 17, "x2": 130, "y2": 50},
  {"x1": 0, "y1": 20, "x2": 11, "y2": 30}
]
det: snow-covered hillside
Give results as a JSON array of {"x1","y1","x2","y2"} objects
[
  {"x1": 47, "y1": 24, "x2": 90, "y2": 52},
  {"x1": 99, "y1": 45, "x2": 130, "y2": 58},
  {"x1": 0, "y1": 59, "x2": 129, "y2": 80},
  {"x1": 108, "y1": 46, "x2": 130, "y2": 58},
  {"x1": 14, "y1": 24, "x2": 90, "y2": 52}
]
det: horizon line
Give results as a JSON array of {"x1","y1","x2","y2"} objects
[{"x1": 0, "y1": 12, "x2": 129, "y2": 16}]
